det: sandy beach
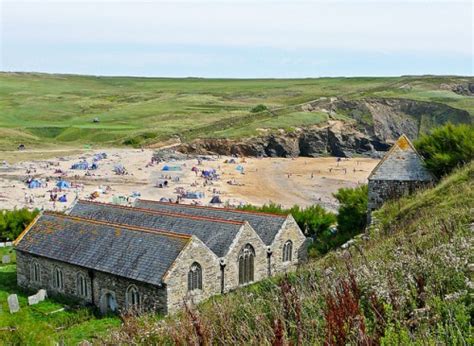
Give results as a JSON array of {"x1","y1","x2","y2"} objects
[{"x1": 0, "y1": 148, "x2": 378, "y2": 212}]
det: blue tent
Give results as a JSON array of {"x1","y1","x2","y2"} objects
[
  {"x1": 56, "y1": 180, "x2": 71, "y2": 189},
  {"x1": 236, "y1": 165, "x2": 244, "y2": 172},
  {"x1": 184, "y1": 191, "x2": 204, "y2": 199},
  {"x1": 58, "y1": 195, "x2": 67, "y2": 202},
  {"x1": 28, "y1": 180, "x2": 41, "y2": 188},
  {"x1": 162, "y1": 165, "x2": 182, "y2": 171},
  {"x1": 71, "y1": 161, "x2": 89, "y2": 170}
]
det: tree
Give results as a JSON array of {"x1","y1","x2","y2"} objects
[
  {"x1": 415, "y1": 123, "x2": 474, "y2": 178},
  {"x1": 0, "y1": 208, "x2": 39, "y2": 242},
  {"x1": 331, "y1": 185, "x2": 368, "y2": 247}
]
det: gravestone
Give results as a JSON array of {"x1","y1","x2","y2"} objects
[
  {"x1": 2, "y1": 255, "x2": 11, "y2": 264},
  {"x1": 7, "y1": 294, "x2": 20, "y2": 313},
  {"x1": 28, "y1": 294, "x2": 39, "y2": 305},
  {"x1": 37, "y1": 289, "x2": 47, "y2": 301}
]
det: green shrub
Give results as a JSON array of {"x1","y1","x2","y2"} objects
[
  {"x1": 0, "y1": 208, "x2": 39, "y2": 241},
  {"x1": 415, "y1": 123, "x2": 474, "y2": 178},
  {"x1": 250, "y1": 104, "x2": 268, "y2": 113},
  {"x1": 238, "y1": 202, "x2": 336, "y2": 241}
]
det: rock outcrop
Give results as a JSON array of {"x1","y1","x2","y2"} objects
[{"x1": 176, "y1": 97, "x2": 471, "y2": 158}]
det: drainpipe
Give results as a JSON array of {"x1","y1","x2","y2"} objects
[
  {"x1": 88, "y1": 269, "x2": 95, "y2": 306},
  {"x1": 266, "y1": 247, "x2": 273, "y2": 277},
  {"x1": 219, "y1": 259, "x2": 226, "y2": 294}
]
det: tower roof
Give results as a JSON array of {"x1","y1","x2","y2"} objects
[{"x1": 368, "y1": 134, "x2": 435, "y2": 181}]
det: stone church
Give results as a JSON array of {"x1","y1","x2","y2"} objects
[
  {"x1": 367, "y1": 134, "x2": 435, "y2": 221},
  {"x1": 15, "y1": 200, "x2": 307, "y2": 314}
]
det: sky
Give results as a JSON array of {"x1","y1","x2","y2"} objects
[{"x1": 0, "y1": 0, "x2": 472, "y2": 78}]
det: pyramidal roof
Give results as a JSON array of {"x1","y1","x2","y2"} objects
[{"x1": 368, "y1": 134, "x2": 435, "y2": 181}]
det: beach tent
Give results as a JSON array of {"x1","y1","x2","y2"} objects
[
  {"x1": 58, "y1": 195, "x2": 67, "y2": 202},
  {"x1": 184, "y1": 191, "x2": 204, "y2": 199},
  {"x1": 236, "y1": 165, "x2": 244, "y2": 172},
  {"x1": 210, "y1": 196, "x2": 222, "y2": 204},
  {"x1": 93, "y1": 153, "x2": 107, "y2": 161},
  {"x1": 56, "y1": 180, "x2": 71, "y2": 189},
  {"x1": 28, "y1": 180, "x2": 42, "y2": 189},
  {"x1": 162, "y1": 165, "x2": 182, "y2": 171},
  {"x1": 90, "y1": 162, "x2": 99, "y2": 170},
  {"x1": 113, "y1": 164, "x2": 126, "y2": 175},
  {"x1": 71, "y1": 161, "x2": 89, "y2": 170},
  {"x1": 160, "y1": 197, "x2": 172, "y2": 202}
]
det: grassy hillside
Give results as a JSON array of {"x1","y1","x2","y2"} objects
[
  {"x1": 107, "y1": 162, "x2": 473, "y2": 344},
  {"x1": 0, "y1": 72, "x2": 473, "y2": 150}
]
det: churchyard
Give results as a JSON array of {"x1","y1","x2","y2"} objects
[{"x1": 0, "y1": 246, "x2": 120, "y2": 344}]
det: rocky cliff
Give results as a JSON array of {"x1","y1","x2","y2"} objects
[{"x1": 177, "y1": 98, "x2": 471, "y2": 158}]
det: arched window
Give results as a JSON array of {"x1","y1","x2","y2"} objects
[
  {"x1": 188, "y1": 262, "x2": 202, "y2": 291},
  {"x1": 77, "y1": 273, "x2": 88, "y2": 297},
  {"x1": 31, "y1": 261, "x2": 41, "y2": 283},
  {"x1": 283, "y1": 240, "x2": 293, "y2": 262},
  {"x1": 238, "y1": 244, "x2": 255, "y2": 285},
  {"x1": 126, "y1": 285, "x2": 140, "y2": 309},
  {"x1": 54, "y1": 267, "x2": 64, "y2": 291}
]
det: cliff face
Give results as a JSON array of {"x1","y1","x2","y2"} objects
[{"x1": 177, "y1": 98, "x2": 471, "y2": 158}]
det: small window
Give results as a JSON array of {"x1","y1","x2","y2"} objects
[
  {"x1": 77, "y1": 273, "x2": 88, "y2": 297},
  {"x1": 31, "y1": 261, "x2": 41, "y2": 283},
  {"x1": 126, "y1": 285, "x2": 140, "y2": 309},
  {"x1": 188, "y1": 262, "x2": 202, "y2": 291},
  {"x1": 283, "y1": 240, "x2": 293, "y2": 262},
  {"x1": 53, "y1": 267, "x2": 64, "y2": 291},
  {"x1": 238, "y1": 244, "x2": 255, "y2": 285}
]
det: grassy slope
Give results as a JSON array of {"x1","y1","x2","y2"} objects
[
  {"x1": 0, "y1": 247, "x2": 120, "y2": 345},
  {"x1": 1, "y1": 73, "x2": 473, "y2": 149},
  {"x1": 107, "y1": 162, "x2": 473, "y2": 344}
]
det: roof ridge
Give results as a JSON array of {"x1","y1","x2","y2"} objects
[
  {"x1": 137, "y1": 199, "x2": 288, "y2": 219},
  {"x1": 76, "y1": 200, "x2": 245, "y2": 225},
  {"x1": 43, "y1": 211, "x2": 192, "y2": 240},
  {"x1": 367, "y1": 134, "x2": 431, "y2": 180}
]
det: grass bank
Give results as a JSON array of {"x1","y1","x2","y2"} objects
[{"x1": 106, "y1": 162, "x2": 473, "y2": 344}]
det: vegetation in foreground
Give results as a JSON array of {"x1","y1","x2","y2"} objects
[
  {"x1": 0, "y1": 247, "x2": 120, "y2": 345},
  {"x1": 415, "y1": 123, "x2": 474, "y2": 178},
  {"x1": 0, "y1": 73, "x2": 473, "y2": 149},
  {"x1": 106, "y1": 162, "x2": 473, "y2": 344}
]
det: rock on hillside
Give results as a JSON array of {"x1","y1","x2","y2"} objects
[{"x1": 177, "y1": 98, "x2": 471, "y2": 158}]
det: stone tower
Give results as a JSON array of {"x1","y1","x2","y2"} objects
[{"x1": 367, "y1": 134, "x2": 435, "y2": 221}]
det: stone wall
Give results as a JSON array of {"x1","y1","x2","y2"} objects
[
  {"x1": 368, "y1": 179, "x2": 433, "y2": 218},
  {"x1": 270, "y1": 215, "x2": 307, "y2": 275},
  {"x1": 16, "y1": 251, "x2": 167, "y2": 314},
  {"x1": 223, "y1": 223, "x2": 267, "y2": 292},
  {"x1": 164, "y1": 237, "x2": 220, "y2": 314}
]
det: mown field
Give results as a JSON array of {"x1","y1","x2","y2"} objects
[{"x1": 0, "y1": 72, "x2": 473, "y2": 150}]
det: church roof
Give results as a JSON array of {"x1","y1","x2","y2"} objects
[
  {"x1": 70, "y1": 200, "x2": 244, "y2": 257},
  {"x1": 368, "y1": 134, "x2": 435, "y2": 181},
  {"x1": 135, "y1": 199, "x2": 288, "y2": 246},
  {"x1": 15, "y1": 212, "x2": 190, "y2": 286}
]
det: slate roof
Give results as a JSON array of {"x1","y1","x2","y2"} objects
[
  {"x1": 15, "y1": 212, "x2": 190, "y2": 286},
  {"x1": 368, "y1": 134, "x2": 435, "y2": 182},
  {"x1": 135, "y1": 199, "x2": 288, "y2": 246},
  {"x1": 70, "y1": 200, "x2": 243, "y2": 257}
]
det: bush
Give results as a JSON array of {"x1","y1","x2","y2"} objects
[
  {"x1": 415, "y1": 123, "x2": 474, "y2": 178},
  {"x1": 331, "y1": 185, "x2": 368, "y2": 246},
  {"x1": 0, "y1": 208, "x2": 39, "y2": 241},
  {"x1": 250, "y1": 104, "x2": 268, "y2": 113},
  {"x1": 238, "y1": 203, "x2": 336, "y2": 241}
]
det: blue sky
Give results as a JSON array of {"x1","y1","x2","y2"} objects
[{"x1": 1, "y1": 0, "x2": 472, "y2": 77}]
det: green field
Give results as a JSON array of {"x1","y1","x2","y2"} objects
[
  {"x1": 0, "y1": 72, "x2": 473, "y2": 150},
  {"x1": 0, "y1": 247, "x2": 120, "y2": 345}
]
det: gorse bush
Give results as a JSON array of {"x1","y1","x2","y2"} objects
[
  {"x1": 0, "y1": 208, "x2": 39, "y2": 241},
  {"x1": 415, "y1": 123, "x2": 474, "y2": 178},
  {"x1": 250, "y1": 104, "x2": 268, "y2": 113}
]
